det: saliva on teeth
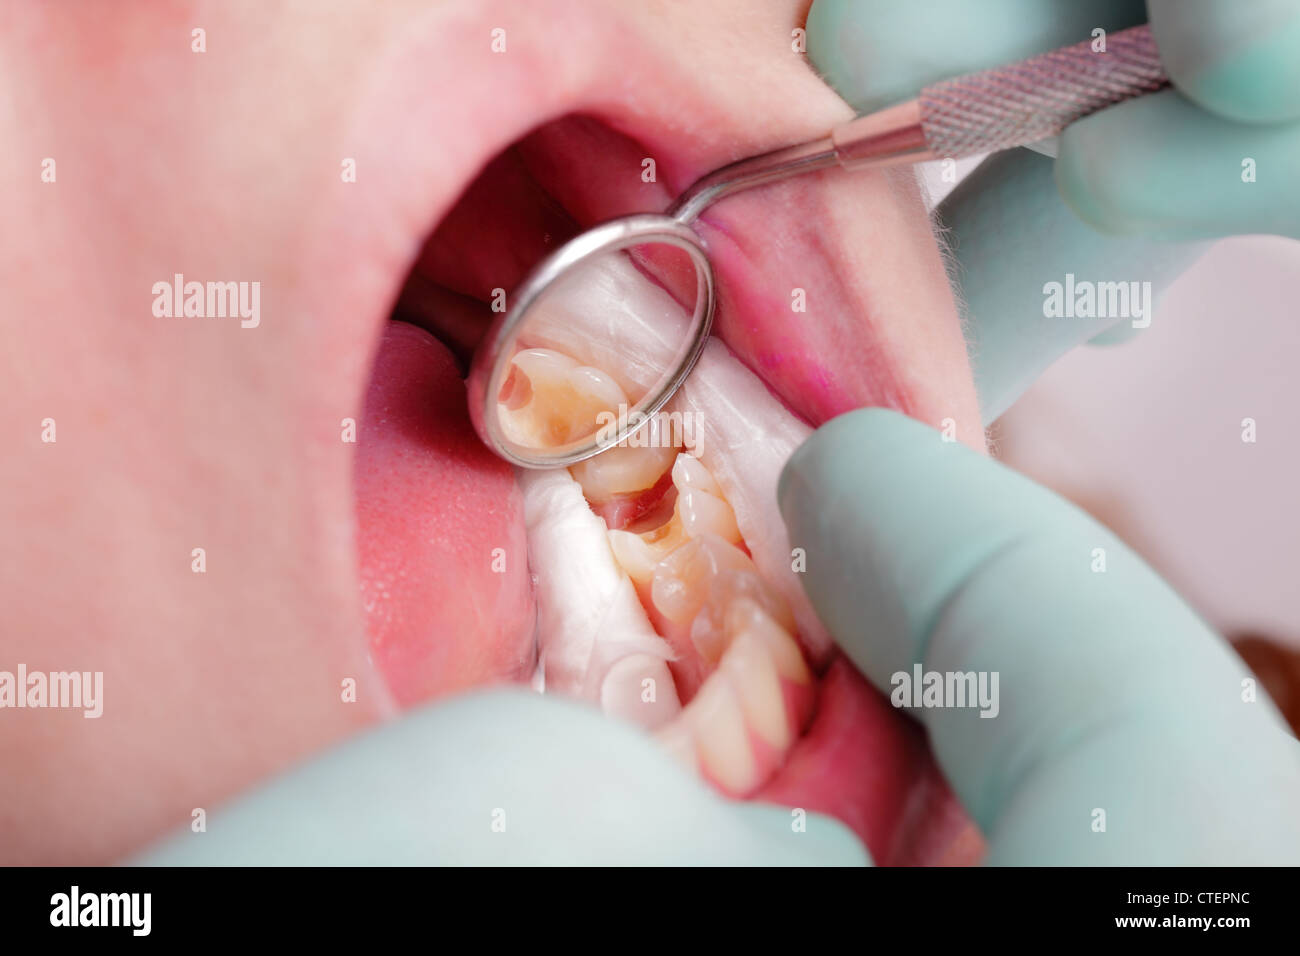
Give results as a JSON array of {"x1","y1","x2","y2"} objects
[{"x1": 511, "y1": 346, "x2": 814, "y2": 798}]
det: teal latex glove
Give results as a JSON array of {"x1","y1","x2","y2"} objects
[
  {"x1": 806, "y1": 0, "x2": 1300, "y2": 421},
  {"x1": 132, "y1": 690, "x2": 868, "y2": 866},
  {"x1": 777, "y1": 409, "x2": 1300, "y2": 864}
]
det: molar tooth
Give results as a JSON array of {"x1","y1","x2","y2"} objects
[
  {"x1": 500, "y1": 349, "x2": 629, "y2": 447},
  {"x1": 676, "y1": 485, "x2": 741, "y2": 544},
  {"x1": 600, "y1": 654, "x2": 681, "y2": 730},
  {"x1": 689, "y1": 672, "x2": 757, "y2": 795},
  {"x1": 571, "y1": 441, "x2": 677, "y2": 502},
  {"x1": 567, "y1": 364, "x2": 628, "y2": 412},
  {"x1": 720, "y1": 632, "x2": 791, "y2": 750},
  {"x1": 726, "y1": 597, "x2": 809, "y2": 685}
]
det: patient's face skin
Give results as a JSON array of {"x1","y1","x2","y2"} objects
[{"x1": 0, "y1": 0, "x2": 981, "y2": 863}]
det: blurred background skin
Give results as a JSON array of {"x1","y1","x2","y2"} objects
[{"x1": 923, "y1": 162, "x2": 1300, "y2": 732}]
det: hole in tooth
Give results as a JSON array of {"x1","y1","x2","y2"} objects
[
  {"x1": 498, "y1": 362, "x2": 532, "y2": 410},
  {"x1": 623, "y1": 483, "x2": 679, "y2": 535},
  {"x1": 498, "y1": 347, "x2": 628, "y2": 447}
]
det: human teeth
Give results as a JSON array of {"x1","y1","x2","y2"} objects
[
  {"x1": 606, "y1": 528, "x2": 662, "y2": 582},
  {"x1": 676, "y1": 485, "x2": 741, "y2": 544},
  {"x1": 648, "y1": 533, "x2": 758, "y2": 634},
  {"x1": 569, "y1": 439, "x2": 677, "y2": 502},
  {"x1": 499, "y1": 348, "x2": 629, "y2": 448},
  {"x1": 671, "y1": 453, "x2": 721, "y2": 496},
  {"x1": 720, "y1": 631, "x2": 791, "y2": 750},
  {"x1": 687, "y1": 670, "x2": 756, "y2": 794},
  {"x1": 511, "y1": 251, "x2": 825, "y2": 797},
  {"x1": 726, "y1": 597, "x2": 810, "y2": 685},
  {"x1": 527, "y1": 256, "x2": 835, "y2": 660}
]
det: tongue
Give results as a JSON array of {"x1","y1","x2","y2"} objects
[{"x1": 354, "y1": 322, "x2": 536, "y2": 706}]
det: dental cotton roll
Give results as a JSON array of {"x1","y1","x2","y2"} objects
[{"x1": 520, "y1": 468, "x2": 681, "y2": 728}]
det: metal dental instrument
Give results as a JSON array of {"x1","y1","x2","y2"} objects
[{"x1": 469, "y1": 24, "x2": 1168, "y2": 468}]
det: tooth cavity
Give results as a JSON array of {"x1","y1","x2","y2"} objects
[{"x1": 499, "y1": 348, "x2": 628, "y2": 448}]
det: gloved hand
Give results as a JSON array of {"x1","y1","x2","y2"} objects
[
  {"x1": 777, "y1": 409, "x2": 1300, "y2": 864},
  {"x1": 135, "y1": 408, "x2": 1300, "y2": 866},
  {"x1": 130, "y1": 688, "x2": 868, "y2": 866},
  {"x1": 806, "y1": 0, "x2": 1300, "y2": 420}
]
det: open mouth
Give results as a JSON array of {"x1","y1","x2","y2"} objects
[{"x1": 353, "y1": 114, "x2": 982, "y2": 865}]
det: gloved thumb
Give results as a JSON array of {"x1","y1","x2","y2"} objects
[{"x1": 778, "y1": 408, "x2": 1300, "y2": 863}]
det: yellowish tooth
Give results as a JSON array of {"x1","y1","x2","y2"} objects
[
  {"x1": 499, "y1": 348, "x2": 630, "y2": 447},
  {"x1": 571, "y1": 441, "x2": 676, "y2": 502},
  {"x1": 567, "y1": 364, "x2": 628, "y2": 412},
  {"x1": 649, "y1": 563, "x2": 705, "y2": 628},
  {"x1": 671, "y1": 452, "x2": 722, "y2": 496},
  {"x1": 600, "y1": 654, "x2": 681, "y2": 730},
  {"x1": 688, "y1": 672, "x2": 757, "y2": 794},
  {"x1": 676, "y1": 485, "x2": 741, "y2": 544},
  {"x1": 511, "y1": 347, "x2": 577, "y2": 384},
  {"x1": 607, "y1": 529, "x2": 660, "y2": 583},
  {"x1": 720, "y1": 631, "x2": 791, "y2": 750},
  {"x1": 727, "y1": 597, "x2": 810, "y2": 685}
]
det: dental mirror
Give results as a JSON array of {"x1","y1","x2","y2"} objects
[{"x1": 468, "y1": 24, "x2": 1169, "y2": 468}]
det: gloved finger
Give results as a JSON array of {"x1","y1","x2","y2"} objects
[
  {"x1": 935, "y1": 148, "x2": 1209, "y2": 423},
  {"x1": 1057, "y1": 87, "x2": 1300, "y2": 240},
  {"x1": 1149, "y1": 0, "x2": 1300, "y2": 123},
  {"x1": 128, "y1": 690, "x2": 869, "y2": 866},
  {"x1": 805, "y1": 0, "x2": 1145, "y2": 113},
  {"x1": 778, "y1": 409, "x2": 1300, "y2": 864}
]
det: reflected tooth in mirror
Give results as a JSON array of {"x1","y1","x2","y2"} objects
[
  {"x1": 689, "y1": 672, "x2": 757, "y2": 795},
  {"x1": 720, "y1": 631, "x2": 791, "y2": 750},
  {"x1": 499, "y1": 347, "x2": 629, "y2": 448}
]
